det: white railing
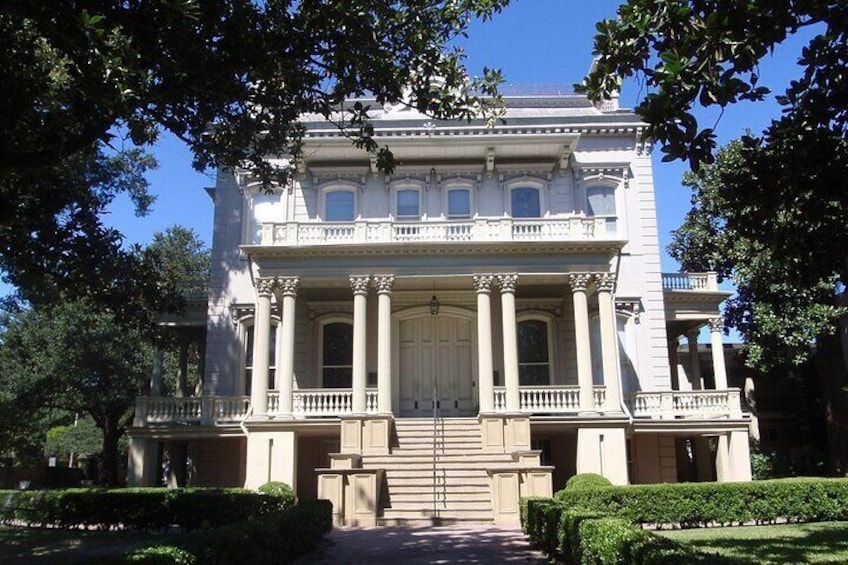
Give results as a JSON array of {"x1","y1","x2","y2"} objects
[
  {"x1": 661, "y1": 272, "x2": 718, "y2": 291},
  {"x1": 627, "y1": 389, "x2": 743, "y2": 419},
  {"x1": 261, "y1": 217, "x2": 613, "y2": 246},
  {"x1": 289, "y1": 388, "x2": 379, "y2": 417},
  {"x1": 492, "y1": 386, "x2": 608, "y2": 414},
  {"x1": 214, "y1": 396, "x2": 251, "y2": 423}
]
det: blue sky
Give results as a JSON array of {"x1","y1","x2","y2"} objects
[{"x1": 98, "y1": 0, "x2": 808, "y2": 341}]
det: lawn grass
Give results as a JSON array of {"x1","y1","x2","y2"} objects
[
  {"x1": 0, "y1": 525, "x2": 178, "y2": 564},
  {"x1": 659, "y1": 521, "x2": 848, "y2": 565}
]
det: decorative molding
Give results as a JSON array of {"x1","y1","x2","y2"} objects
[
  {"x1": 684, "y1": 329, "x2": 700, "y2": 342},
  {"x1": 372, "y1": 274, "x2": 396, "y2": 294},
  {"x1": 436, "y1": 173, "x2": 481, "y2": 192},
  {"x1": 496, "y1": 273, "x2": 518, "y2": 293},
  {"x1": 595, "y1": 272, "x2": 617, "y2": 292},
  {"x1": 276, "y1": 276, "x2": 300, "y2": 297},
  {"x1": 485, "y1": 148, "x2": 495, "y2": 177},
  {"x1": 472, "y1": 274, "x2": 495, "y2": 294},
  {"x1": 569, "y1": 273, "x2": 592, "y2": 292},
  {"x1": 708, "y1": 317, "x2": 724, "y2": 333},
  {"x1": 349, "y1": 275, "x2": 372, "y2": 295},
  {"x1": 615, "y1": 298, "x2": 642, "y2": 323},
  {"x1": 313, "y1": 174, "x2": 367, "y2": 192},
  {"x1": 256, "y1": 278, "x2": 276, "y2": 297}
]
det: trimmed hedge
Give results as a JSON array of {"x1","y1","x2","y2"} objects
[
  {"x1": 565, "y1": 472, "x2": 613, "y2": 490},
  {"x1": 122, "y1": 499, "x2": 334, "y2": 565},
  {"x1": 523, "y1": 499, "x2": 744, "y2": 565},
  {"x1": 0, "y1": 487, "x2": 295, "y2": 531},
  {"x1": 554, "y1": 477, "x2": 848, "y2": 527}
]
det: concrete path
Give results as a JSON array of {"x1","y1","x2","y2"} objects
[{"x1": 293, "y1": 525, "x2": 549, "y2": 564}]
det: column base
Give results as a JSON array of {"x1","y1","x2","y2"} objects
[
  {"x1": 244, "y1": 430, "x2": 297, "y2": 490},
  {"x1": 576, "y1": 426, "x2": 628, "y2": 485},
  {"x1": 127, "y1": 436, "x2": 158, "y2": 487},
  {"x1": 478, "y1": 413, "x2": 530, "y2": 452},
  {"x1": 339, "y1": 414, "x2": 393, "y2": 455},
  {"x1": 317, "y1": 468, "x2": 384, "y2": 527}
]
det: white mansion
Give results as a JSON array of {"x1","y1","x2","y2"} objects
[{"x1": 128, "y1": 90, "x2": 753, "y2": 525}]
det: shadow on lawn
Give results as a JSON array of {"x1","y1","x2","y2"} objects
[{"x1": 681, "y1": 523, "x2": 848, "y2": 565}]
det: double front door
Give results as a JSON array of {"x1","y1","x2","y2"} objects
[{"x1": 398, "y1": 314, "x2": 474, "y2": 417}]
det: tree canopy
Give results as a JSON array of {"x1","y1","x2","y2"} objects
[{"x1": 585, "y1": 0, "x2": 848, "y2": 370}]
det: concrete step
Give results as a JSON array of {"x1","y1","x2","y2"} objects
[{"x1": 387, "y1": 490, "x2": 491, "y2": 502}]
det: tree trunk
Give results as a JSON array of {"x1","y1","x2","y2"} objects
[{"x1": 100, "y1": 415, "x2": 122, "y2": 486}]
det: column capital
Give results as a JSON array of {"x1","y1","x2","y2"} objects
[
  {"x1": 708, "y1": 317, "x2": 724, "y2": 332},
  {"x1": 472, "y1": 274, "x2": 495, "y2": 294},
  {"x1": 684, "y1": 328, "x2": 700, "y2": 342},
  {"x1": 256, "y1": 278, "x2": 276, "y2": 297},
  {"x1": 569, "y1": 273, "x2": 592, "y2": 292},
  {"x1": 595, "y1": 272, "x2": 617, "y2": 292},
  {"x1": 496, "y1": 273, "x2": 518, "y2": 293},
  {"x1": 276, "y1": 276, "x2": 300, "y2": 297},
  {"x1": 349, "y1": 275, "x2": 372, "y2": 296},
  {"x1": 372, "y1": 274, "x2": 395, "y2": 295}
]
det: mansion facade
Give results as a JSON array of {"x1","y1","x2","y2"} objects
[{"x1": 128, "y1": 91, "x2": 752, "y2": 525}]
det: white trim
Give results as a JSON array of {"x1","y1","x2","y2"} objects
[
  {"x1": 516, "y1": 311, "x2": 556, "y2": 386},
  {"x1": 389, "y1": 178, "x2": 428, "y2": 221},
  {"x1": 504, "y1": 177, "x2": 548, "y2": 219},
  {"x1": 318, "y1": 181, "x2": 360, "y2": 221},
  {"x1": 239, "y1": 316, "x2": 281, "y2": 396},
  {"x1": 441, "y1": 179, "x2": 476, "y2": 219},
  {"x1": 315, "y1": 314, "x2": 354, "y2": 388}
]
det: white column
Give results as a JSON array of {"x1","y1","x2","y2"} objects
[
  {"x1": 498, "y1": 274, "x2": 520, "y2": 412},
  {"x1": 373, "y1": 275, "x2": 394, "y2": 415},
  {"x1": 709, "y1": 317, "x2": 728, "y2": 389},
  {"x1": 250, "y1": 278, "x2": 275, "y2": 416},
  {"x1": 277, "y1": 277, "x2": 299, "y2": 415},
  {"x1": 473, "y1": 275, "x2": 495, "y2": 413},
  {"x1": 596, "y1": 273, "x2": 621, "y2": 412},
  {"x1": 685, "y1": 329, "x2": 703, "y2": 390},
  {"x1": 350, "y1": 276, "x2": 371, "y2": 414},
  {"x1": 570, "y1": 273, "x2": 594, "y2": 413}
]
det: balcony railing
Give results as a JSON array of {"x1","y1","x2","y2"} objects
[
  {"x1": 626, "y1": 389, "x2": 743, "y2": 419},
  {"x1": 134, "y1": 387, "x2": 744, "y2": 426},
  {"x1": 661, "y1": 272, "x2": 718, "y2": 292},
  {"x1": 260, "y1": 217, "x2": 613, "y2": 247}
]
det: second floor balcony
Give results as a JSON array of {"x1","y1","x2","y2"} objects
[{"x1": 259, "y1": 216, "x2": 616, "y2": 247}]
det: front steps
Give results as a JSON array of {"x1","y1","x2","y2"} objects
[{"x1": 361, "y1": 417, "x2": 515, "y2": 525}]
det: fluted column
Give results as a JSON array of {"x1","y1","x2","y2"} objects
[
  {"x1": 373, "y1": 275, "x2": 394, "y2": 415},
  {"x1": 250, "y1": 278, "x2": 275, "y2": 415},
  {"x1": 498, "y1": 274, "x2": 520, "y2": 412},
  {"x1": 685, "y1": 329, "x2": 703, "y2": 390},
  {"x1": 596, "y1": 273, "x2": 621, "y2": 411},
  {"x1": 709, "y1": 317, "x2": 728, "y2": 389},
  {"x1": 473, "y1": 275, "x2": 495, "y2": 413},
  {"x1": 350, "y1": 275, "x2": 371, "y2": 414},
  {"x1": 571, "y1": 273, "x2": 594, "y2": 412},
  {"x1": 277, "y1": 277, "x2": 299, "y2": 415}
]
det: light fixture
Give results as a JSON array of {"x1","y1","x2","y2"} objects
[{"x1": 429, "y1": 279, "x2": 440, "y2": 316}]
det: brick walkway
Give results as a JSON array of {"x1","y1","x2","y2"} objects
[{"x1": 293, "y1": 525, "x2": 548, "y2": 564}]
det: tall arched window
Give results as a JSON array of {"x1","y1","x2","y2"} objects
[
  {"x1": 244, "y1": 323, "x2": 277, "y2": 395},
  {"x1": 511, "y1": 186, "x2": 541, "y2": 218},
  {"x1": 517, "y1": 319, "x2": 551, "y2": 386},
  {"x1": 324, "y1": 189, "x2": 355, "y2": 221},
  {"x1": 321, "y1": 322, "x2": 354, "y2": 388}
]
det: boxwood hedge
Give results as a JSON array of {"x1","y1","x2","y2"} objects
[{"x1": 0, "y1": 487, "x2": 295, "y2": 531}]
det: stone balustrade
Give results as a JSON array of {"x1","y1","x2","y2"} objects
[
  {"x1": 134, "y1": 387, "x2": 743, "y2": 426},
  {"x1": 661, "y1": 271, "x2": 719, "y2": 291},
  {"x1": 260, "y1": 217, "x2": 612, "y2": 247}
]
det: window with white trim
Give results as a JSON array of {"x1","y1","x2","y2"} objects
[
  {"x1": 244, "y1": 323, "x2": 277, "y2": 395},
  {"x1": 396, "y1": 189, "x2": 420, "y2": 219},
  {"x1": 517, "y1": 319, "x2": 551, "y2": 386},
  {"x1": 324, "y1": 189, "x2": 355, "y2": 221},
  {"x1": 447, "y1": 187, "x2": 471, "y2": 218},
  {"x1": 511, "y1": 186, "x2": 542, "y2": 218},
  {"x1": 321, "y1": 321, "x2": 353, "y2": 388},
  {"x1": 586, "y1": 185, "x2": 617, "y2": 233}
]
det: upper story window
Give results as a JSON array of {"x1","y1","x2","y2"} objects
[
  {"x1": 510, "y1": 186, "x2": 542, "y2": 218},
  {"x1": 517, "y1": 318, "x2": 551, "y2": 386},
  {"x1": 447, "y1": 188, "x2": 471, "y2": 218},
  {"x1": 324, "y1": 189, "x2": 355, "y2": 221},
  {"x1": 586, "y1": 185, "x2": 617, "y2": 234},
  {"x1": 396, "y1": 189, "x2": 420, "y2": 219}
]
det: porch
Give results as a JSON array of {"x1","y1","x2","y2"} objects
[{"x1": 132, "y1": 386, "x2": 746, "y2": 426}]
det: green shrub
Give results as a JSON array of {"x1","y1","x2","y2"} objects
[
  {"x1": 257, "y1": 481, "x2": 296, "y2": 507},
  {"x1": 554, "y1": 477, "x2": 848, "y2": 528},
  {"x1": 126, "y1": 546, "x2": 197, "y2": 565},
  {"x1": 0, "y1": 488, "x2": 290, "y2": 531},
  {"x1": 558, "y1": 509, "x2": 606, "y2": 565},
  {"x1": 520, "y1": 496, "x2": 547, "y2": 535},
  {"x1": 565, "y1": 472, "x2": 613, "y2": 490}
]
